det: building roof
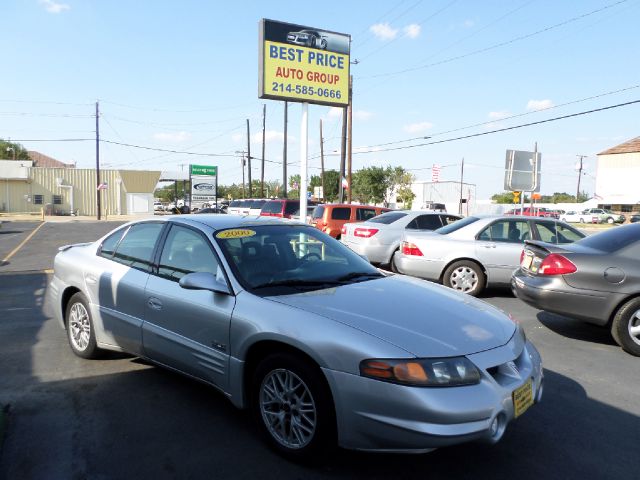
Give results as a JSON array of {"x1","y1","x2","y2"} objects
[
  {"x1": 598, "y1": 136, "x2": 640, "y2": 155},
  {"x1": 27, "y1": 151, "x2": 75, "y2": 168}
]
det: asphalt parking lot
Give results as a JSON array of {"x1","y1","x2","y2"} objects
[{"x1": 0, "y1": 220, "x2": 638, "y2": 480}]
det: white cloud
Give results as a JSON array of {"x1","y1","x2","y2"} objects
[
  {"x1": 403, "y1": 24, "x2": 421, "y2": 39},
  {"x1": 252, "y1": 130, "x2": 285, "y2": 144},
  {"x1": 527, "y1": 99, "x2": 554, "y2": 111},
  {"x1": 39, "y1": 0, "x2": 70, "y2": 13},
  {"x1": 370, "y1": 23, "x2": 398, "y2": 40},
  {"x1": 153, "y1": 131, "x2": 191, "y2": 143},
  {"x1": 488, "y1": 111, "x2": 510, "y2": 120},
  {"x1": 353, "y1": 110, "x2": 373, "y2": 121},
  {"x1": 404, "y1": 121, "x2": 433, "y2": 134}
]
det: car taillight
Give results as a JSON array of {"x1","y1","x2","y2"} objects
[
  {"x1": 341, "y1": 225, "x2": 347, "y2": 235},
  {"x1": 520, "y1": 249, "x2": 525, "y2": 263},
  {"x1": 354, "y1": 227, "x2": 378, "y2": 238},
  {"x1": 401, "y1": 241, "x2": 423, "y2": 256},
  {"x1": 538, "y1": 254, "x2": 577, "y2": 275}
]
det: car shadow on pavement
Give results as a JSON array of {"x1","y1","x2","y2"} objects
[{"x1": 536, "y1": 311, "x2": 617, "y2": 346}]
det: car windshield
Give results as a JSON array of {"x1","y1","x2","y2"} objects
[
  {"x1": 435, "y1": 216, "x2": 479, "y2": 234},
  {"x1": 214, "y1": 224, "x2": 383, "y2": 295}
]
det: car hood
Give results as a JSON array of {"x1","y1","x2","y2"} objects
[{"x1": 268, "y1": 275, "x2": 515, "y2": 357}]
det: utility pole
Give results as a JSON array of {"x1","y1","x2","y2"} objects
[
  {"x1": 283, "y1": 101, "x2": 288, "y2": 198},
  {"x1": 261, "y1": 104, "x2": 266, "y2": 198},
  {"x1": 246, "y1": 119, "x2": 252, "y2": 198},
  {"x1": 237, "y1": 151, "x2": 246, "y2": 198},
  {"x1": 95, "y1": 101, "x2": 101, "y2": 220},
  {"x1": 320, "y1": 119, "x2": 325, "y2": 201},
  {"x1": 459, "y1": 158, "x2": 464, "y2": 215},
  {"x1": 576, "y1": 154, "x2": 586, "y2": 202},
  {"x1": 347, "y1": 75, "x2": 353, "y2": 204},
  {"x1": 339, "y1": 106, "x2": 347, "y2": 203}
]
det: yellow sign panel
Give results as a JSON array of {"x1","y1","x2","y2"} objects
[
  {"x1": 263, "y1": 41, "x2": 349, "y2": 105},
  {"x1": 216, "y1": 229, "x2": 256, "y2": 239}
]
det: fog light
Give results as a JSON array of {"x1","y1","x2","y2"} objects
[{"x1": 490, "y1": 418, "x2": 499, "y2": 436}]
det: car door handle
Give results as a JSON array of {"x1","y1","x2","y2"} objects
[
  {"x1": 85, "y1": 274, "x2": 97, "y2": 284},
  {"x1": 147, "y1": 297, "x2": 163, "y2": 310},
  {"x1": 482, "y1": 244, "x2": 497, "y2": 249}
]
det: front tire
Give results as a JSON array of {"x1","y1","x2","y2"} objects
[
  {"x1": 65, "y1": 292, "x2": 101, "y2": 359},
  {"x1": 390, "y1": 249, "x2": 400, "y2": 273},
  {"x1": 443, "y1": 260, "x2": 485, "y2": 296},
  {"x1": 251, "y1": 353, "x2": 336, "y2": 460},
  {"x1": 607, "y1": 217, "x2": 614, "y2": 224},
  {"x1": 611, "y1": 298, "x2": 640, "y2": 356}
]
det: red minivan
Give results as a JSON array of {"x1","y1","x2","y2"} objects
[{"x1": 260, "y1": 199, "x2": 317, "y2": 219}]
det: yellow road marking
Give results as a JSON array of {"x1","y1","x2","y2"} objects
[{"x1": 1, "y1": 222, "x2": 46, "y2": 264}]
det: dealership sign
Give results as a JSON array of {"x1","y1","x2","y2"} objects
[
  {"x1": 190, "y1": 164, "x2": 218, "y2": 202},
  {"x1": 258, "y1": 19, "x2": 350, "y2": 107}
]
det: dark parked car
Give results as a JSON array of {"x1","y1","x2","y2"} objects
[
  {"x1": 195, "y1": 207, "x2": 226, "y2": 214},
  {"x1": 260, "y1": 199, "x2": 317, "y2": 219},
  {"x1": 512, "y1": 223, "x2": 640, "y2": 356},
  {"x1": 629, "y1": 214, "x2": 639, "y2": 223}
]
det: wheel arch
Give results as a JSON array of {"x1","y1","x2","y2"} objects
[
  {"x1": 242, "y1": 339, "x2": 335, "y2": 408},
  {"x1": 61, "y1": 286, "x2": 82, "y2": 327},
  {"x1": 607, "y1": 293, "x2": 640, "y2": 327},
  {"x1": 439, "y1": 257, "x2": 487, "y2": 283}
]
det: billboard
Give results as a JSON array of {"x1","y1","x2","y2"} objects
[
  {"x1": 259, "y1": 19, "x2": 350, "y2": 107},
  {"x1": 190, "y1": 164, "x2": 217, "y2": 203}
]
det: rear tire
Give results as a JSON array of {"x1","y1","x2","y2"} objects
[
  {"x1": 390, "y1": 249, "x2": 400, "y2": 273},
  {"x1": 443, "y1": 260, "x2": 485, "y2": 296},
  {"x1": 579, "y1": 218, "x2": 585, "y2": 223},
  {"x1": 65, "y1": 292, "x2": 101, "y2": 359},
  {"x1": 250, "y1": 353, "x2": 336, "y2": 460},
  {"x1": 611, "y1": 298, "x2": 640, "y2": 356},
  {"x1": 607, "y1": 217, "x2": 614, "y2": 224}
]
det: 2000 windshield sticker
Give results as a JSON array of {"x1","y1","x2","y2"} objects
[
  {"x1": 216, "y1": 229, "x2": 256, "y2": 239},
  {"x1": 264, "y1": 41, "x2": 349, "y2": 105}
]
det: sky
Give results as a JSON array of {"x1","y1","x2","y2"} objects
[{"x1": 1, "y1": 0, "x2": 639, "y2": 199}]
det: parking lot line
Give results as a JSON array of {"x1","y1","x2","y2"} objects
[{"x1": 1, "y1": 222, "x2": 46, "y2": 265}]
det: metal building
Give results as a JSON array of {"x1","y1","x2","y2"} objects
[
  {"x1": 0, "y1": 160, "x2": 161, "y2": 216},
  {"x1": 595, "y1": 137, "x2": 640, "y2": 212}
]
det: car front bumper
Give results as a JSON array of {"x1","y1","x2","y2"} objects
[
  {"x1": 323, "y1": 336, "x2": 543, "y2": 452},
  {"x1": 511, "y1": 270, "x2": 618, "y2": 326}
]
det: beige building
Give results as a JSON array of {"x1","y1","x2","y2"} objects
[
  {"x1": 0, "y1": 160, "x2": 161, "y2": 216},
  {"x1": 595, "y1": 136, "x2": 640, "y2": 212}
]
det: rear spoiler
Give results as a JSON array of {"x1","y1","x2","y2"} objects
[
  {"x1": 523, "y1": 240, "x2": 570, "y2": 254},
  {"x1": 58, "y1": 242, "x2": 92, "y2": 252}
]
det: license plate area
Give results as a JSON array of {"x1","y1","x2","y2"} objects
[{"x1": 512, "y1": 379, "x2": 534, "y2": 418}]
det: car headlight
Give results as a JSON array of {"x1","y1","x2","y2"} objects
[{"x1": 360, "y1": 357, "x2": 481, "y2": 387}]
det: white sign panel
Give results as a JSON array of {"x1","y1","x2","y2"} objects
[{"x1": 191, "y1": 175, "x2": 217, "y2": 202}]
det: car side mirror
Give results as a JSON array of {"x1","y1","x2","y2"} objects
[{"x1": 179, "y1": 272, "x2": 231, "y2": 295}]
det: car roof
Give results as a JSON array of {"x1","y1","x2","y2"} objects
[{"x1": 170, "y1": 214, "x2": 306, "y2": 231}]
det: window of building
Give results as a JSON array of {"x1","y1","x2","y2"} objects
[
  {"x1": 52, "y1": 195, "x2": 62, "y2": 205},
  {"x1": 33, "y1": 195, "x2": 44, "y2": 205}
]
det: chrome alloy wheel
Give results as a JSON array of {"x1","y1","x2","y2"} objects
[
  {"x1": 450, "y1": 266, "x2": 478, "y2": 293},
  {"x1": 259, "y1": 368, "x2": 317, "y2": 449},
  {"x1": 629, "y1": 309, "x2": 640, "y2": 346},
  {"x1": 69, "y1": 302, "x2": 91, "y2": 352}
]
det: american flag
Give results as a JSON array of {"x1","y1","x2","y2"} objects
[
  {"x1": 97, "y1": 182, "x2": 108, "y2": 190},
  {"x1": 341, "y1": 176, "x2": 349, "y2": 190},
  {"x1": 431, "y1": 164, "x2": 441, "y2": 183}
]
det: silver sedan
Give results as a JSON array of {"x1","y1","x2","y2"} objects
[
  {"x1": 49, "y1": 215, "x2": 542, "y2": 458},
  {"x1": 396, "y1": 215, "x2": 585, "y2": 296},
  {"x1": 340, "y1": 211, "x2": 462, "y2": 270}
]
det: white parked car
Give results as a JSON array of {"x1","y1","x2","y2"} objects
[{"x1": 559, "y1": 211, "x2": 598, "y2": 224}]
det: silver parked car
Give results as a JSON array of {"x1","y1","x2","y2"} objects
[
  {"x1": 396, "y1": 215, "x2": 585, "y2": 296},
  {"x1": 512, "y1": 223, "x2": 640, "y2": 356},
  {"x1": 50, "y1": 215, "x2": 542, "y2": 458},
  {"x1": 341, "y1": 211, "x2": 462, "y2": 270}
]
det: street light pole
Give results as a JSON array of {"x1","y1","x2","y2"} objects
[{"x1": 576, "y1": 155, "x2": 587, "y2": 202}]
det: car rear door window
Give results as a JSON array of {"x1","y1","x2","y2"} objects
[
  {"x1": 331, "y1": 207, "x2": 351, "y2": 220},
  {"x1": 158, "y1": 225, "x2": 219, "y2": 281},
  {"x1": 368, "y1": 211, "x2": 407, "y2": 224},
  {"x1": 356, "y1": 208, "x2": 377, "y2": 221},
  {"x1": 99, "y1": 228, "x2": 126, "y2": 258},
  {"x1": 478, "y1": 220, "x2": 530, "y2": 243},
  {"x1": 112, "y1": 222, "x2": 164, "y2": 271},
  {"x1": 535, "y1": 221, "x2": 584, "y2": 244},
  {"x1": 443, "y1": 215, "x2": 461, "y2": 225},
  {"x1": 415, "y1": 215, "x2": 443, "y2": 230}
]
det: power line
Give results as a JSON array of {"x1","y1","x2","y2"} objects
[
  {"x1": 348, "y1": 98, "x2": 640, "y2": 155},
  {"x1": 100, "y1": 99, "x2": 257, "y2": 113},
  {"x1": 100, "y1": 139, "x2": 238, "y2": 157},
  {"x1": 361, "y1": 0, "x2": 629, "y2": 80}
]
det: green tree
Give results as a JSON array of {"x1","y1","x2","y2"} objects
[
  {"x1": 352, "y1": 166, "x2": 389, "y2": 205},
  {"x1": 0, "y1": 139, "x2": 30, "y2": 160},
  {"x1": 387, "y1": 166, "x2": 415, "y2": 208}
]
